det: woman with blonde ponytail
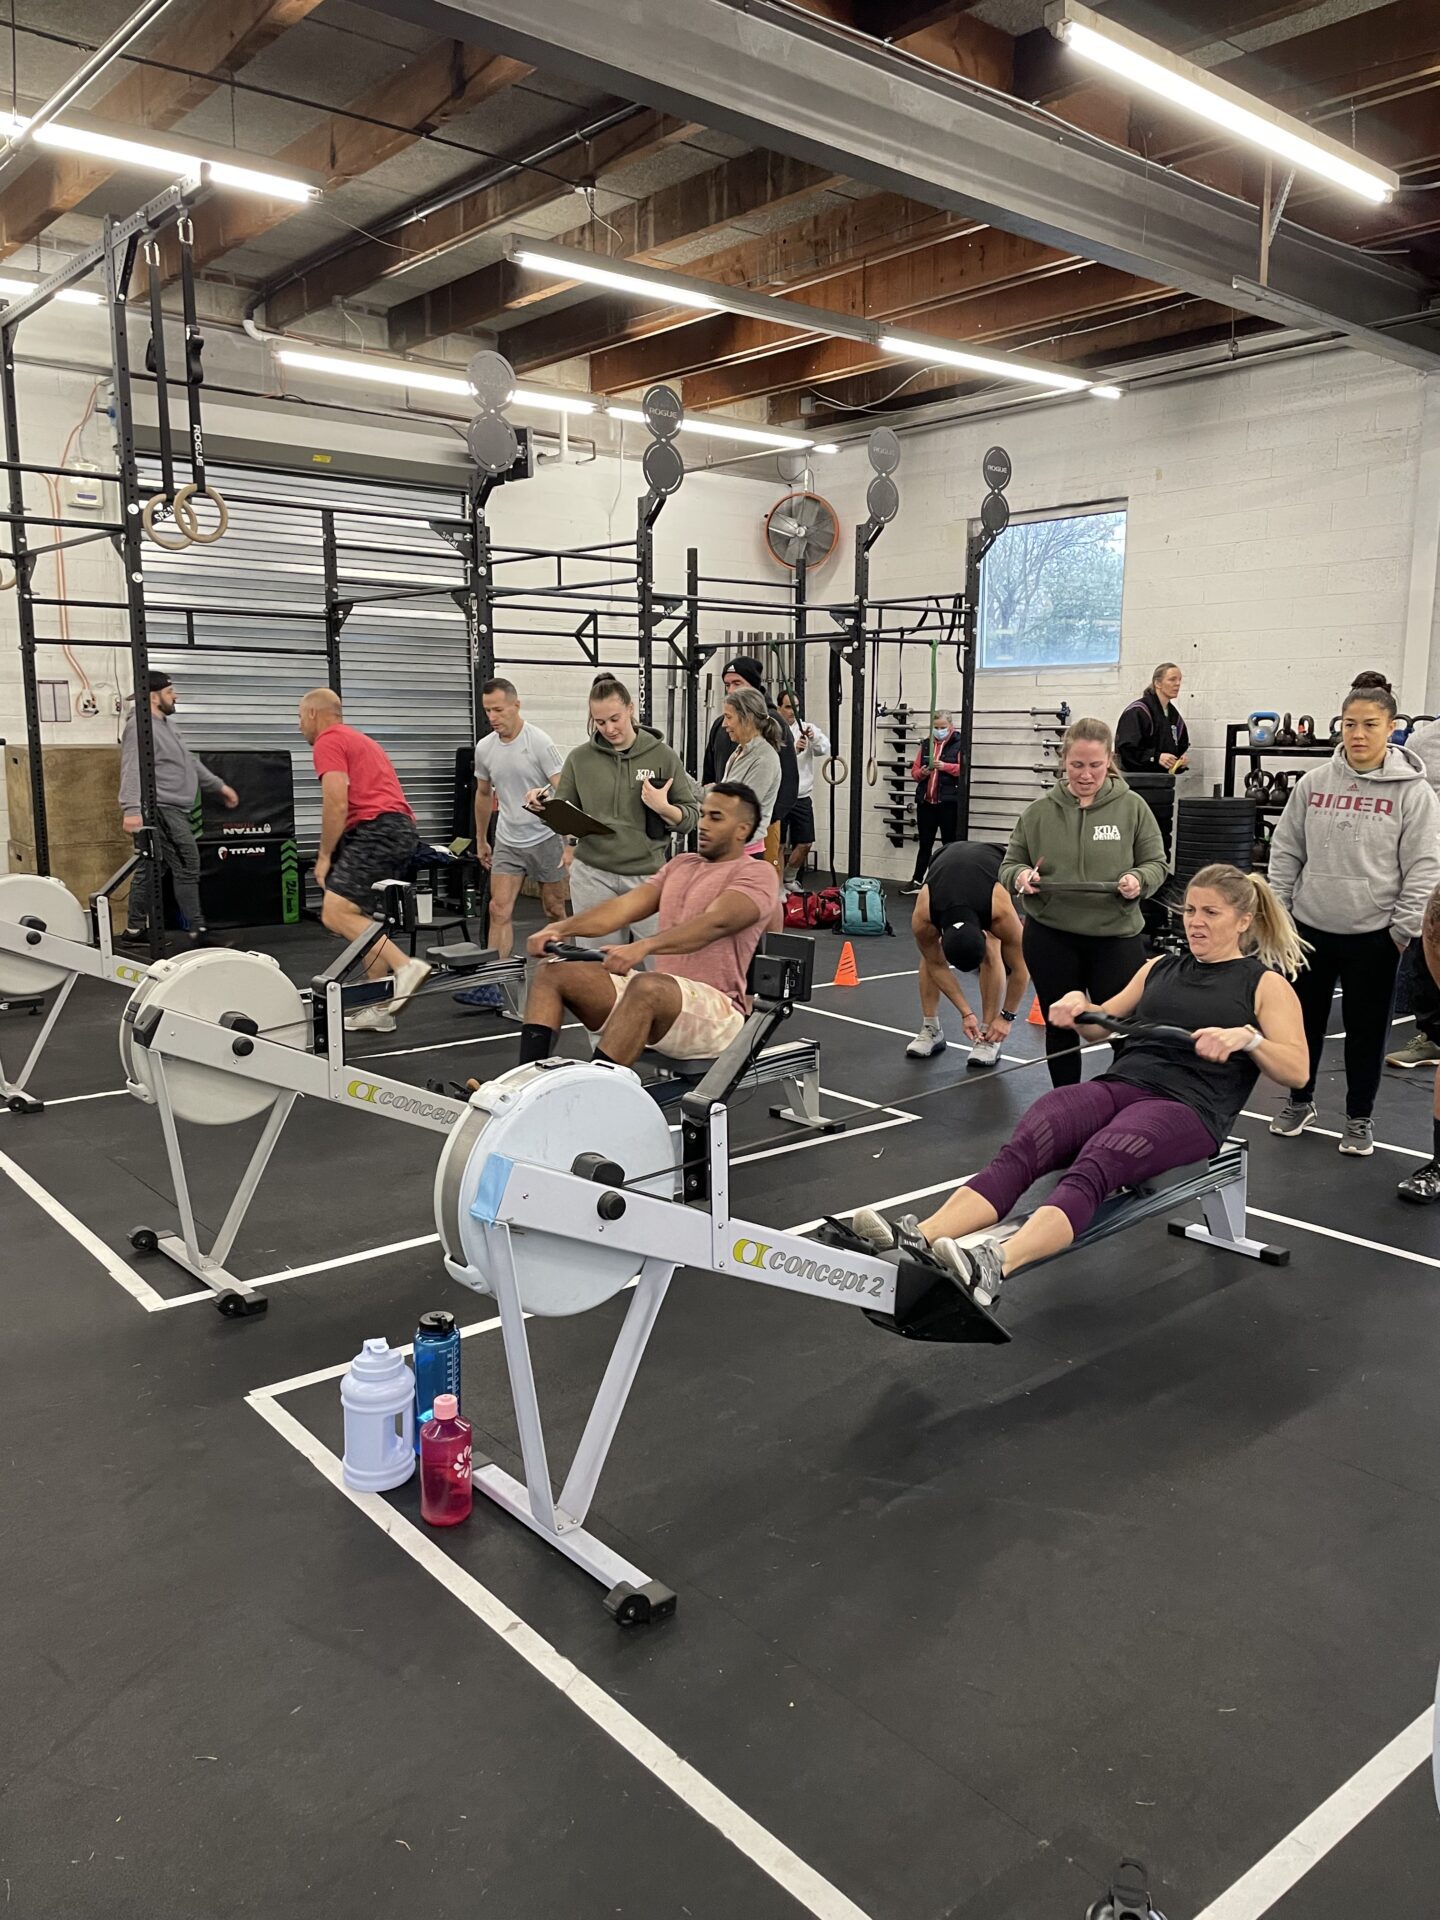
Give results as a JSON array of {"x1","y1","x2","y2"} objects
[{"x1": 849, "y1": 863, "x2": 1310, "y2": 1313}]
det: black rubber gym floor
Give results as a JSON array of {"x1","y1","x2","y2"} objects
[{"x1": 2, "y1": 907, "x2": 1437, "y2": 1919}]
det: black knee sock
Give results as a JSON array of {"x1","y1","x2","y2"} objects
[
  {"x1": 592, "y1": 1046, "x2": 624, "y2": 1068},
  {"x1": 1433, "y1": 1117, "x2": 1440, "y2": 1163},
  {"x1": 518, "y1": 1022, "x2": 557, "y2": 1064}
]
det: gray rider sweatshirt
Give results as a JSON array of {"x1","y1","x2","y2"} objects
[{"x1": 1266, "y1": 743, "x2": 1440, "y2": 941}]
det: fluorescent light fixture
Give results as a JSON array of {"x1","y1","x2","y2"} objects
[
  {"x1": 1045, "y1": 1, "x2": 1397, "y2": 204},
  {"x1": 610, "y1": 403, "x2": 817, "y2": 451},
  {"x1": 1090, "y1": 385, "x2": 1124, "y2": 399},
  {"x1": 511, "y1": 387, "x2": 596, "y2": 416},
  {"x1": 879, "y1": 333, "x2": 1090, "y2": 394},
  {"x1": 513, "y1": 247, "x2": 721, "y2": 311},
  {"x1": 0, "y1": 276, "x2": 102, "y2": 306},
  {"x1": 0, "y1": 112, "x2": 316, "y2": 201},
  {"x1": 812, "y1": 444, "x2": 840, "y2": 454},
  {"x1": 276, "y1": 349, "x2": 470, "y2": 396}
]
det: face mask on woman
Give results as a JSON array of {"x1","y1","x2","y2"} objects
[{"x1": 933, "y1": 725, "x2": 948, "y2": 740}]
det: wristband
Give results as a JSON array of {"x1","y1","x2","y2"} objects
[
  {"x1": 1242, "y1": 1026, "x2": 1263, "y2": 1053},
  {"x1": 997, "y1": 1009, "x2": 1017, "y2": 1024}
]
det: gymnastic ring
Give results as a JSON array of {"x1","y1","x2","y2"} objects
[
  {"x1": 865, "y1": 757, "x2": 879, "y2": 787},
  {"x1": 141, "y1": 493, "x2": 193, "y2": 551},
  {"x1": 172, "y1": 481, "x2": 229, "y2": 545},
  {"x1": 821, "y1": 755, "x2": 848, "y2": 785}
]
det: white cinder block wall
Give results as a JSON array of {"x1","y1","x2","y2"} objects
[{"x1": 809, "y1": 350, "x2": 1439, "y2": 882}]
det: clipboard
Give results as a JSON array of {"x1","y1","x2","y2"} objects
[{"x1": 533, "y1": 796, "x2": 613, "y2": 838}]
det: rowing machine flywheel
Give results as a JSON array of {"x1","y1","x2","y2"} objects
[
  {"x1": 0, "y1": 874, "x2": 88, "y2": 996},
  {"x1": 121, "y1": 948, "x2": 307, "y2": 1125},
  {"x1": 435, "y1": 1060, "x2": 675, "y2": 1316}
]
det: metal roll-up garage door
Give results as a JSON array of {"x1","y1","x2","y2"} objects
[{"x1": 137, "y1": 458, "x2": 473, "y2": 845}]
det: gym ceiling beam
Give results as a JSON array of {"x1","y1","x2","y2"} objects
[{"x1": 356, "y1": 0, "x2": 1440, "y2": 373}]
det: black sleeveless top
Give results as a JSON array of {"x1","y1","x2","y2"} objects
[
  {"x1": 1102, "y1": 951, "x2": 1269, "y2": 1148},
  {"x1": 926, "y1": 841, "x2": 1005, "y2": 933}
]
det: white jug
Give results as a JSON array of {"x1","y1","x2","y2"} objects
[{"x1": 340, "y1": 1338, "x2": 416, "y2": 1492}]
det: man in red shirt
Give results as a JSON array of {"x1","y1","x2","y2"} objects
[
  {"x1": 298, "y1": 688, "x2": 430, "y2": 1033},
  {"x1": 513, "y1": 782, "x2": 779, "y2": 1067}
]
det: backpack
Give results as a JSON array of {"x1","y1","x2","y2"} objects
[
  {"x1": 840, "y1": 876, "x2": 891, "y2": 938},
  {"x1": 783, "y1": 886, "x2": 843, "y2": 930}
]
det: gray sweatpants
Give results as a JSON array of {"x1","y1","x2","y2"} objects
[
  {"x1": 127, "y1": 804, "x2": 205, "y2": 931},
  {"x1": 568, "y1": 859, "x2": 659, "y2": 946}
]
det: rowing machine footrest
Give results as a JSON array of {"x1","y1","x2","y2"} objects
[
  {"x1": 603, "y1": 1579, "x2": 677, "y2": 1627},
  {"x1": 426, "y1": 941, "x2": 496, "y2": 971},
  {"x1": 864, "y1": 1255, "x2": 1011, "y2": 1345}
]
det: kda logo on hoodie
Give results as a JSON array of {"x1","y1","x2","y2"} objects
[{"x1": 1091, "y1": 823, "x2": 1121, "y2": 841}]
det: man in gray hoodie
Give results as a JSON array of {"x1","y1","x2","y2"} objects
[
  {"x1": 1266, "y1": 714, "x2": 1440, "y2": 1152},
  {"x1": 118, "y1": 670, "x2": 237, "y2": 944}
]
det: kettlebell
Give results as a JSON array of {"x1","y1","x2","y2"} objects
[
  {"x1": 1391, "y1": 713, "x2": 1413, "y2": 744},
  {"x1": 1327, "y1": 713, "x2": 1343, "y2": 742},
  {"x1": 1274, "y1": 711, "x2": 1297, "y2": 746},
  {"x1": 1270, "y1": 769, "x2": 1294, "y2": 800},
  {"x1": 1244, "y1": 767, "x2": 1274, "y2": 801},
  {"x1": 1247, "y1": 710, "x2": 1279, "y2": 746},
  {"x1": 1294, "y1": 714, "x2": 1315, "y2": 744},
  {"x1": 1086, "y1": 1858, "x2": 1161, "y2": 1920}
]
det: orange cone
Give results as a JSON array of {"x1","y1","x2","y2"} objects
[
  {"x1": 1027, "y1": 993, "x2": 1046, "y2": 1027},
  {"x1": 831, "y1": 941, "x2": 860, "y2": 988}
]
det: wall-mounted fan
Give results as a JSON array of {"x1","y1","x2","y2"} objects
[{"x1": 764, "y1": 491, "x2": 839, "y2": 570}]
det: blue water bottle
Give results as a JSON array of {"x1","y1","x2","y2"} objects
[{"x1": 413, "y1": 1310, "x2": 461, "y2": 1453}]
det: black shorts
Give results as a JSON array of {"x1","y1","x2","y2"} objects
[
  {"x1": 1397, "y1": 937, "x2": 1440, "y2": 1039},
  {"x1": 784, "y1": 796, "x2": 816, "y2": 843},
  {"x1": 327, "y1": 811, "x2": 418, "y2": 908}
]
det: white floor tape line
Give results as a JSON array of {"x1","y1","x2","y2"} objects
[
  {"x1": 0, "y1": 1146, "x2": 168, "y2": 1311},
  {"x1": 0, "y1": 1085, "x2": 128, "y2": 1112},
  {"x1": 1247, "y1": 1208, "x2": 1440, "y2": 1273},
  {"x1": 245, "y1": 1390, "x2": 875, "y2": 1920},
  {"x1": 1191, "y1": 1705, "x2": 1434, "y2": 1920},
  {"x1": 149, "y1": 1232, "x2": 446, "y2": 1313}
]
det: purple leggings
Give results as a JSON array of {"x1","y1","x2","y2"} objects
[{"x1": 967, "y1": 1079, "x2": 1218, "y2": 1237}]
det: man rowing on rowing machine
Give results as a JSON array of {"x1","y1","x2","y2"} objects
[
  {"x1": 851, "y1": 864, "x2": 1311, "y2": 1307},
  {"x1": 510, "y1": 781, "x2": 779, "y2": 1070}
]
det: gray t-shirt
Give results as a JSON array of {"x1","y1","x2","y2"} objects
[{"x1": 474, "y1": 722, "x2": 564, "y2": 848}]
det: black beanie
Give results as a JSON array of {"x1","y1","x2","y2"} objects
[{"x1": 723, "y1": 656, "x2": 765, "y2": 690}]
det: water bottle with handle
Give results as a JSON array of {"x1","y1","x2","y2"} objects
[
  {"x1": 413, "y1": 1309, "x2": 462, "y2": 1452},
  {"x1": 340, "y1": 1339, "x2": 415, "y2": 1492},
  {"x1": 420, "y1": 1395, "x2": 473, "y2": 1527}
]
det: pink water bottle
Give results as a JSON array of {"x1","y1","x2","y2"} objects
[{"x1": 419, "y1": 1394, "x2": 473, "y2": 1527}]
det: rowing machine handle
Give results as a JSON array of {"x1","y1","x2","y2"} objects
[
  {"x1": 542, "y1": 940, "x2": 604, "y2": 962},
  {"x1": 1078, "y1": 1008, "x2": 1195, "y2": 1046}
]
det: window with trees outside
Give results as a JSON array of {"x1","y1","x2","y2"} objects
[{"x1": 978, "y1": 505, "x2": 1127, "y2": 669}]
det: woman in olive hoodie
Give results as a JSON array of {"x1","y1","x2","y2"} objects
[
  {"x1": 527, "y1": 674, "x2": 701, "y2": 945},
  {"x1": 1002, "y1": 716, "x2": 1168, "y2": 1086}
]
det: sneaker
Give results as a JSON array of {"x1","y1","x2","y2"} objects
[
  {"x1": 905, "y1": 1023, "x2": 946, "y2": 1059},
  {"x1": 900, "y1": 881, "x2": 923, "y2": 897},
  {"x1": 849, "y1": 1209, "x2": 932, "y2": 1263},
  {"x1": 967, "y1": 1038, "x2": 1001, "y2": 1071},
  {"x1": 1398, "y1": 1159, "x2": 1440, "y2": 1204},
  {"x1": 931, "y1": 1235, "x2": 1006, "y2": 1309},
  {"x1": 1338, "y1": 1116, "x2": 1375, "y2": 1156},
  {"x1": 116, "y1": 925, "x2": 147, "y2": 944},
  {"x1": 389, "y1": 958, "x2": 432, "y2": 1012},
  {"x1": 1270, "y1": 1098, "x2": 1317, "y2": 1138},
  {"x1": 344, "y1": 1005, "x2": 397, "y2": 1033},
  {"x1": 453, "y1": 983, "x2": 504, "y2": 1010},
  {"x1": 1386, "y1": 1033, "x2": 1440, "y2": 1070}
]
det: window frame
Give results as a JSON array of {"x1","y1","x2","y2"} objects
[{"x1": 976, "y1": 497, "x2": 1128, "y2": 674}]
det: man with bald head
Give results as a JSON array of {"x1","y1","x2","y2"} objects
[{"x1": 298, "y1": 688, "x2": 429, "y2": 1031}]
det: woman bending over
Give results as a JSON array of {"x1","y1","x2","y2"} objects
[{"x1": 851, "y1": 865, "x2": 1310, "y2": 1307}]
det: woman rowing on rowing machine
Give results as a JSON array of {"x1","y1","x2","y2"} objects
[{"x1": 850, "y1": 864, "x2": 1311, "y2": 1309}]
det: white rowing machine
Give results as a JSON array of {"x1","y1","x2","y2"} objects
[
  {"x1": 121, "y1": 882, "x2": 527, "y2": 1317},
  {"x1": 0, "y1": 862, "x2": 148, "y2": 1113},
  {"x1": 433, "y1": 944, "x2": 1289, "y2": 1624}
]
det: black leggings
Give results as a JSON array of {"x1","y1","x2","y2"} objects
[
  {"x1": 1293, "y1": 920, "x2": 1401, "y2": 1118},
  {"x1": 1022, "y1": 917, "x2": 1149, "y2": 1088},
  {"x1": 912, "y1": 800, "x2": 958, "y2": 883}
]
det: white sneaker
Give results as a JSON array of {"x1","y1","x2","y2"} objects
[
  {"x1": 905, "y1": 1024, "x2": 946, "y2": 1059},
  {"x1": 967, "y1": 1038, "x2": 1001, "y2": 1070},
  {"x1": 345, "y1": 1005, "x2": 397, "y2": 1033},
  {"x1": 389, "y1": 958, "x2": 432, "y2": 1012}
]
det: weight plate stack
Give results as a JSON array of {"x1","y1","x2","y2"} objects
[{"x1": 1172, "y1": 797, "x2": 1259, "y2": 887}]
